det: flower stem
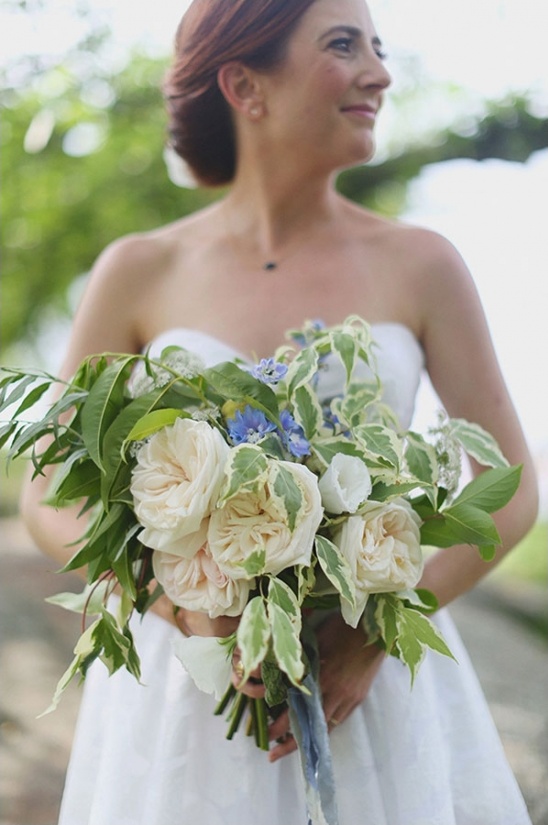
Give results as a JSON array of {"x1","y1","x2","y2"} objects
[{"x1": 226, "y1": 692, "x2": 248, "y2": 740}]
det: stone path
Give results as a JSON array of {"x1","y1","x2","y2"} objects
[{"x1": 1, "y1": 518, "x2": 546, "y2": 825}]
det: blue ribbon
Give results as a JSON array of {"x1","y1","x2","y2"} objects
[{"x1": 288, "y1": 672, "x2": 339, "y2": 825}]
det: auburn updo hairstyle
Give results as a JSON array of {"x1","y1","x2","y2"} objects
[{"x1": 164, "y1": 0, "x2": 318, "y2": 187}]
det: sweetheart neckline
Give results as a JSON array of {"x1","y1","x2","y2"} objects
[{"x1": 145, "y1": 321, "x2": 423, "y2": 363}]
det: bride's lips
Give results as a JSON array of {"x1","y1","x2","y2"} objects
[{"x1": 340, "y1": 104, "x2": 378, "y2": 122}]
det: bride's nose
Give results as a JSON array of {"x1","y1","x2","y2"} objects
[{"x1": 356, "y1": 55, "x2": 392, "y2": 92}]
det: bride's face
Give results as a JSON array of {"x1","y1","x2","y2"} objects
[{"x1": 258, "y1": 0, "x2": 391, "y2": 170}]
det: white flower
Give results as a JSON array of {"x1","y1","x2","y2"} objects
[
  {"x1": 208, "y1": 460, "x2": 323, "y2": 579},
  {"x1": 172, "y1": 635, "x2": 233, "y2": 700},
  {"x1": 129, "y1": 348, "x2": 205, "y2": 397},
  {"x1": 131, "y1": 418, "x2": 229, "y2": 557},
  {"x1": 318, "y1": 453, "x2": 372, "y2": 514},
  {"x1": 153, "y1": 543, "x2": 251, "y2": 618},
  {"x1": 333, "y1": 497, "x2": 423, "y2": 627}
]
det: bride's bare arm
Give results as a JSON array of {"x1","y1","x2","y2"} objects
[
  {"x1": 19, "y1": 235, "x2": 224, "y2": 636},
  {"x1": 414, "y1": 231, "x2": 538, "y2": 605}
]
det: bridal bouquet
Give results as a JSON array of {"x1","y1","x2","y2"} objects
[{"x1": 0, "y1": 316, "x2": 520, "y2": 821}]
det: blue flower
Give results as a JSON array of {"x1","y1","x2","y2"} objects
[
  {"x1": 226, "y1": 405, "x2": 277, "y2": 445},
  {"x1": 250, "y1": 358, "x2": 288, "y2": 385},
  {"x1": 289, "y1": 319, "x2": 326, "y2": 349},
  {"x1": 279, "y1": 410, "x2": 311, "y2": 458}
]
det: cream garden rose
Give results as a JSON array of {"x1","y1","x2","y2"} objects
[
  {"x1": 208, "y1": 460, "x2": 323, "y2": 579},
  {"x1": 333, "y1": 497, "x2": 424, "y2": 627},
  {"x1": 152, "y1": 542, "x2": 251, "y2": 618},
  {"x1": 131, "y1": 417, "x2": 230, "y2": 557},
  {"x1": 318, "y1": 453, "x2": 372, "y2": 514}
]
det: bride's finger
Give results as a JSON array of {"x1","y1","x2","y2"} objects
[
  {"x1": 268, "y1": 732, "x2": 297, "y2": 763},
  {"x1": 267, "y1": 707, "x2": 290, "y2": 742},
  {"x1": 231, "y1": 655, "x2": 266, "y2": 697}
]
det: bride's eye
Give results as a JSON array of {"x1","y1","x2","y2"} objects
[{"x1": 329, "y1": 37, "x2": 354, "y2": 55}]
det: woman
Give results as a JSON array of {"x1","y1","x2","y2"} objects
[{"x1": 21, "y1": 0, "x2": 538, "y2": 822}]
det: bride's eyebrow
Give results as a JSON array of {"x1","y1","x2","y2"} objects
[{"x1": 318, "y1": 24, "x2": 363, "y2": 43}]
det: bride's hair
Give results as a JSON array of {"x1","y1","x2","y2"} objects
[{"x1": 164, "y1": 0, "x2": 317, "y2": 187}]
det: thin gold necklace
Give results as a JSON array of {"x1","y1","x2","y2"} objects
[{"x1": 222, "y1": 207, "x2": 278, "y2": 272}]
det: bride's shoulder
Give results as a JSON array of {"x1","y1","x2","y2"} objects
[
  {"x1": 85, "y1": 207, "x2": 217, "y2": 302},
  {"x1": 349, "y1": 203, "x2": 474, "y2": 290}
]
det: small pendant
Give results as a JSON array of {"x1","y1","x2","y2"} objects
[{"x1": 263, "y1": 261, "x2": 278, "y2": 271}]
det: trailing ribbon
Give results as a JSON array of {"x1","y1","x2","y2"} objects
[{"x1": 287, "y1": 671, "x2": 339, "y2": 825}]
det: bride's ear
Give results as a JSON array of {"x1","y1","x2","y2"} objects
[{"x1": 217, "y1": 63, "x2": 265, "y2": 121}]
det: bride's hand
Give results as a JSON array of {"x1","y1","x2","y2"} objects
[
  {"x1": 316, "y1": 612, "x2": 385, "y2": 730},
  {"x1": 267, "y1": 613, "x2": 385, "y2": 762},
  {"x1": 152, "y1": 594, "x2": 240, "y2": 637}
]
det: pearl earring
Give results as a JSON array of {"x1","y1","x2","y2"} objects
[{"x1": 249, "y1": 105, "x2": 262, "y2": 119}]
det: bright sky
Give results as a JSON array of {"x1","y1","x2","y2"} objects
[{"x1": 2, "y1": 0, "x2": 547, "y2": 466}]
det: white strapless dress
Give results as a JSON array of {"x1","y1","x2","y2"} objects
[{"x1": 58, "y1": 324, "x2": 532, "y2": 825}]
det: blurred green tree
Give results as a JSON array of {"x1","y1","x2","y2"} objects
[{"x1": 2, "y1": 17, "x2": 547, "y2": 356}]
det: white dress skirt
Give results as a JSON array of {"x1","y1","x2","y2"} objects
[{"x1": 57, "y1": 325, "x2": 532, "y2": 825}]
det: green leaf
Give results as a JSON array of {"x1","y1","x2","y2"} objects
[
  {"x1": 38, "y1": 621, "x2": 100, "y2": 716},
  {"x1": 96, "y1": 608, "x2": 141, "y2": 679},
  {"x1": 46, "y1": 451, "x2": 101, "y2": 505},
  {"x1": 262, "y1": 655, "x2": 288, "y2": 706},
  {"x1": 11, "y1": 380, "x2": 51, "y2": 419},
  {"x1": 46, "y1": 582, "x2": 109, "y2": 616},
  {"x1": 203, "y1": 362, "x2": 279, "y2": 418},
  {"x1": 443, "y1": 502, "x2": 502, "y2": 547},
  {"x1": 479, "y1": 545, "x2": 497, "y2": 562},
  {"x1": 236, "y1": 597, "x2": 271, "y2": 682},
  {"x1": 219, "y1": 444, "x2": 268, "y2": 503},
  {"x1": 268, "y1": 601, "x2": 305, "y2": 687},
  {"x1": 81, "y1": 358, "x2": 135, "y2": 471},
  {"x1": 449, "y1": 418, "x2": 509, "y2": 469},
  {"x1": 125, "y1": 408, "x2": 187, "y2": 442},
  {"x1": 315, "y1": 535, "x2": 356, "y2": 610},
  {"x1": 0, "y1": 421, "x2": 19, "y2": 450},
  {"x1": 292, "y1": 384, "x2": 322, "y2": 440},
  {"x1": 451, "y1": 465, "x2": 522, "y2": 513},
  {"x1": 272, "y1": 464, "x2": 303, "y2": 532}
]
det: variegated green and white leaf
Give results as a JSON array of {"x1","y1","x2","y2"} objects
[
  {"x1": 268, "y1": 577, "x2": 302, "y2": 633},
  {"x1": 236, "y1": 597, "x2": 271, "y2": 681},
  {"x1": 373, "y1": 595, "x2": 398, "y2": 653},
  {"x1": 269, "y1": 601, "x2": 305, "y2": 686},
  {"x1": 272, "y1": 464, "x2": 303, "y2": 532},
  {"x1": 355, "y1": 424, "x2": 402, "y2": 470},
  {"x1": 219, "y1": 444, "x2": 269, "y2": 503},
  {"x1": 449, "y1": 418, "x2": 509, "y2": 469},
  {"x1": 315, "y1": 535, "x2": 356, "y2": 612},
  {"x1": 395, "y1": 603, "x2": 456, "y2": 684},
  {"x1": 330, "y1": 330, "x2": 357, "y2": 385},
  {"x1": 286, "y1": 347, "x2": 319, "y2": 396},
  {"x1": 334, "y1": 380, "x2": 380, "y2": 428},
  {"x1": 405, "y1": 432, "x2": 439, "y2": 486},
  {"x1": 313, "y1": 437, "x2": 367, "y2": 469},
  {"x1": 292, "y1": 384, "x2": 323, "y2": 439},
  {"x1": 296, "y1": 562, "x2": 316, "y2": 603}
]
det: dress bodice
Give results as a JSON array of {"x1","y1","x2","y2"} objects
[{"x1": 146, "y1": 323, "x2": 424, "y2": 430}]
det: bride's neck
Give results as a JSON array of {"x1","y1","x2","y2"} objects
[{"x1": 222, "y1": 159, "x2": 340, "y2": 253}]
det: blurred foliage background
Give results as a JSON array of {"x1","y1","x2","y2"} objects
[{"x1": 1, "y1": 0, "x2": 546, "y2": 586}]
